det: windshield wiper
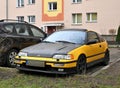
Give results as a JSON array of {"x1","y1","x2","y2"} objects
[
  {"x1": 56, "y1": 40, "x2": 76, "y2": 44},
  {"x1": 42, "y1": 41, "x2": 54, "y2": 43}
]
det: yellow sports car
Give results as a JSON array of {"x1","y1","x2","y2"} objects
[{"x1": 15, "y1": 29, "x2": 109, "y2": 74}]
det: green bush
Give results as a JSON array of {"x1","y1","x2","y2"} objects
[{"x1": 116, "y1": 26, "x2": 120, "y2": 43}]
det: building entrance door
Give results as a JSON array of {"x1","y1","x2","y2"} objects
[{"x1": 47, "y1": 26, "x2": 56, "y2": 35}]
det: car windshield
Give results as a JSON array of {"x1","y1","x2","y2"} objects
[{"x1": 44, "y1": 30, "x2": 86, "y2": 44}]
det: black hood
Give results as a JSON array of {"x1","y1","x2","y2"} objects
[{"x1": 21, "y1": 42, "x2": 80, "y2": 58}]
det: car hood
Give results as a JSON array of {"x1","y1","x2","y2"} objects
[{"x1": 21, "y1": 42, "x2": 80, "y2": 58}]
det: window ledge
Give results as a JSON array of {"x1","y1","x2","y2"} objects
[
  {"x1": 16, "y1": 6, "x2": 24, "y2": 8},
  {"x1": 27, "y1": 3, "x2": 35, "y2": 5},
  {"x1": 86, "y1": 21, "x2": 97, "y2": 23},
  {"x1": 72, "y1": 2, "x2": 82, "y2": 4},
  {"x1": 48, "y1": 10, "x2": 57, "y2": 12},
  {"x1": 71, "y1": 23, "x2": 82, "y2": 26},
  {"x1": 29, "y1": 22, "x2": 35, "y2": 24}
]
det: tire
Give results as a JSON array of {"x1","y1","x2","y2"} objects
[
  {"x1": 76, "y1": 55, "x2": 86, "y2": 75},
  {"x1": 6, "y1": 49, "x2": 18, "y2": 67},
  {"x1": 102, "y1": 50, "x2": 110, "y2": 66}
]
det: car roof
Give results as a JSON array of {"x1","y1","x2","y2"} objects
[
  {"x1": 58, "y1": 28, "x2": 88, "y2": 32},
  {"x1": 0, "y1": 19, "x2": 28, "y2": 25},
  {"x1": 59, "y1": 29, "x2": 98, "y2": 34},
  {"x1": 0, "y1": 22, "x2": 26, "y2": 25}
]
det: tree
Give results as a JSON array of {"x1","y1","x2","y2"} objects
[{"x1": 116, "y1": 26, "x2": 120, "y2": 44}]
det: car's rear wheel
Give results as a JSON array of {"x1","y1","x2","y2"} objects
[
  {"x1": 102, "y1": 50, "x2": 110, "y2": 66},
  {"x1": 76, "y1": 55, "x2": 86, "y2": 74},
  {"x1": 6, "y1": 49, "x2": 18, "y2": 67}
]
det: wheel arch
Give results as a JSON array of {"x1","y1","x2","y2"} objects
[
  {"x1": 78, "y1": 54, "x2": 87, "y2": 61},
  {"x1": 76, "y1": 53, "x2": 87, "y2": 74},
  {"x1": 7, "y1": 47, "x2": 20, "y2": 52},
  {"x1": 106, "y1": 48, "x2": 109, "y2": 53}
]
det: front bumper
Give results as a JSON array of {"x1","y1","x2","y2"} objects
[
  {"x1": 15, "y1": 56, "x2": 77, "y2": 74},
  {"x1": 16, "y1": 65, "x2": 76, "y2": 74}
]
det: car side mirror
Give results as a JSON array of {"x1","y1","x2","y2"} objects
[
  {"x1": 86, "y1": 39, "x2": 98, "y2": 45},
  {"x1": 40, "y1": 37, "x2": 44, "y2": 42}
]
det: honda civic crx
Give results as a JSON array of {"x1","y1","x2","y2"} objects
[{"x1": 15, "y1": 29, "x2": 109, "y2": 74}]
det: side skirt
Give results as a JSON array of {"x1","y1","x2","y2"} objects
[{"x1": 87, "y1": 58, "x2": 104, "y2": 68}]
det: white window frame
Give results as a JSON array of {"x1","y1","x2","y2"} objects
[
  {"x1": 28, "y1": 16, "x2": 35, "y2": 23},
  {"x1": 72, "y1": 13, "x2": 82, "y2": 24},
  {"x1": 17, "y1": 16, "x2": 24, "y2": 21},
  {"x1": 28, "y1": 0, "x2": 35, "y2": 4},
  {"x1": 86, "y1": 13, "x2": 97, "y2": 22},
  {"x1": 16, "y1": 0, "x2": 24, "y2": 7},
  {"x1": 72, "y1": 0, "x2": 82, "y2": 3},
  {"x1": 48, "y1": 2, "x2": 57, "y2": 11}
]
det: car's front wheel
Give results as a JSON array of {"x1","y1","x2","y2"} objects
[
  {"x1": 6, "y1": 49, "x2": 18, "y2": 67},
  {"x1": 76, "y1": 55, "x2": 86, "y2": 74}
]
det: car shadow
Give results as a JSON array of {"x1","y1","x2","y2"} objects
[
  {"x1": 17, "y1": 64, "x2": 104, "y2": 77},
  {"x1": 86, "y1": 63, "x2": 104, "y2": 75},
  {"x1": 17, "y1": 70, "x2": 72, "y2": 78}
]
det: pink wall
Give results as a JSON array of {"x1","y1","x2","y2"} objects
[
  {"x1": 0, "y1": 0, "x2": 120, "y2": 35},
  {"x1": 0, "y1": 0, "x2": 6, "y2": 19},
  {"x1": 64, "y1": 0, "x2": 120, "y2": 34}
]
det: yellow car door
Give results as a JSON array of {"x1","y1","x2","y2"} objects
[{"x1": 85, "y1": 31, "x2": 105, "y2": 63}]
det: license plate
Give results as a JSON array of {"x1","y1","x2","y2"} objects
[{"x1": 26, "y1": 60, "x2": 45, "y2": 67}]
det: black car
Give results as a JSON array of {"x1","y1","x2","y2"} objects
[{"x1": 0, "y1": 19, "x2": 47, "y2": 67}]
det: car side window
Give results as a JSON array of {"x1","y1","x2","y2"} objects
[
  {"x1": 30, "y1": 26, "x2": 44, "y2": 37},
  {"x1": 4, "y1": 24, "x2": 14, "y2": 33},
  {"x1": 98, "y1": 34, "x2": 105, "y2": 42},
  {"x1": 87, "y1": 31, "x2": 99, "y2": 43},
  {"x1": 15, "y1": 24, "x2": 29, "y2": 36}
]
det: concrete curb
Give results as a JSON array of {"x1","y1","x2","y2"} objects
[
  {"x1": 91, "y1": 58, "x2": 120, "y2": 77},
  {"x1": 109, "y1": 45, "x2": 120, "y2": 48}
]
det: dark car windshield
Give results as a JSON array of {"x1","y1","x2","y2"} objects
[{"x1": 44, "y1": 30, "x2": 86, "y2": 44}]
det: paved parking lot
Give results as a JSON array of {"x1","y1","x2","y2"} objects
[
  {"x1": 87, "y1": 48, "x2": 120, "y2": 76},
  {"x1": 109, "y1": 48, "x2": 120, "y2": 63}
]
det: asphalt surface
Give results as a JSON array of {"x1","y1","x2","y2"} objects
[
  {"x1": 86, "y1": 48, "x2": 120, "y2": 75},
  {"x1": 109, "y1": 48, "x2": 120, "y2": 63}
]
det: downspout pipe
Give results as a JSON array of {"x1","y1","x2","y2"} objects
[{"x1": 6, "y1": 0, "x2": 8, "y2": 19}]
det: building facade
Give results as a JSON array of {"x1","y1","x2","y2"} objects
[{"x1": 0, "y1": 0, "x2": 120, "y2": 35}]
